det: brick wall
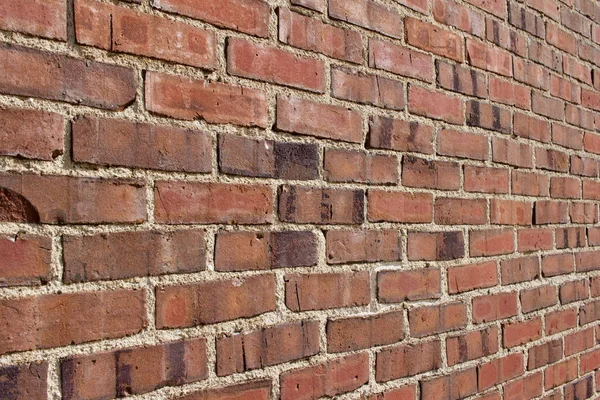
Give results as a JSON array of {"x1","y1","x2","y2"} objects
[{"x1": 0, "y1": 0, "x2": 600, "y2": 398}]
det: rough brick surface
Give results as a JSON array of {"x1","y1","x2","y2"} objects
[{"x1": 2, "y1": 0, "x2": 600, "y2": 398}]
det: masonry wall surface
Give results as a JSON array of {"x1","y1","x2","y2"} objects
[{"x1": 0, "y1": 0, "x2": 600, "y2": 399}]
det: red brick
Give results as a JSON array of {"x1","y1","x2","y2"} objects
[
  {"x1": 0, "y1": 289, "x2": 146, "y2": 354},
  {"x1": 0, "y1": 0, "x2": 66, "y2": 39},
  {"x1": 550, "y1": 177, "x2": 581, "y2": 199},
  {"x1": 532, "y1": 92, "x2": 565, "y2": 120},
  {"x1": 179, "y1": 380, "x2": 272, "y2": 400},
  {"x1": 528, "y1": 339, "x2": 563, "y2": 370},
  {"x1": 561, "y1": 7, "x2": 591, "y2": 36},
  {"x1": 534, "y1": 200, "x2": 569, "y2": 224},
  {"x1": 513, "y1": 112, "x2": 551, "y2": 143},
  {"x1": 219, "y1": 135, "x2": 318, "y2": 180},
  {"x1": 518, "y1": 228, "x2": 553, "y2": 252},
  {"x1": 325, "y1": 149, "x2": 397, "y2": 184},
  {"x1": 437, "y1": 129, "x2": 488, "y2": 160},
  {"x1": 529, "y1": 40, "x2": 562, "y2": 73},
  {"x1": 521, "y1": 285, "x2": 558, "y2": 313},
  {"x1": 546, "y1": 22, "x2": 577, "y2": 55},
  {"x1": 501, "y1": 256, "x2": 540, "y2": 285},
  {"x1": 565, "y1": 327, "x2": 595, "y2": 356},
  {"x1": 491, "y1": 199, "x2": 532, "y2": 226},
  {"x1": 576, "y1": 250, "x2": 600, "y2": 272},
  {"x1": 466, "y1": 0, "x2": 506, "y2": 17},
  {"x1": 489, "y1": 76, "x2": 531, "y2": 109},
  {"x1": 401, "y1": 156, "x2": 460, "y2": 190},
  {"x1": 285, "y1": 272, "x2": 370, "y2": 311},
  {"x1": 75, "y1": 0, "x2": 215, "y2": 68},
  {"x1": 0, "y1": 234, "x2": 51, "y2": 287},
  {"x1": 408, "y1": 231, "x2": 464, "y2": 261},
  {"x1": 542, "y1": 253, "x2": 575, "y2": 277},
  {"x1": 436, "y1": 61, "x2": 487, "y2": 97},
  {"x1": 570, "y1": 202, "x2": 597, "y2": 223},
  {"x1": 327, "y1": 230, "x2": 400, "y2": 265},
  {"x1": 503, "y1": 373, "x2": 543, "y2": 400},
  {"x1": 332, "y1": 68, "x2": 404, "y2": 110},
  {"x1": 589, "y1": 227, "x2": 600, "y2": 246},
  {"x1": 535, "y1": 148, "x2": 569, "y2": 173},
  {"x1": 564, "y1": 376, "x2": 594, "y2": 400},
  {"x1": 368, "y1": 116, "x2": 434, "y2": 154},
  {"x1": 544, "y1": 358, "x2": 578, "y2": 389},
  {"x1": 378, "y1": 268, "x2": 441, "y2": 302},
  {"x1": 154, "y1": 181, "x2": 272, "y2": 225},
  {"x1": 553, "y1": 125, "x2": 584, "y2": 154},
  {"x1": 0, "y1": 108, "x2": 64, "y2": 161},
  {"x1": 276, "y1": 95, "x2": 363, "y2": 143},
  {"x1": 509, "y1": 3, "x2": 545, "y2": 38},
  {"x1": 546, "y1": 308, "x2": 578, "y2": 335},
  {"x1": 435, "y1": 198, "x2": 487, "y2": 225},
  {"x1": 583, "y1": 179, "x2": 600, "y2": 200},
  {"x1": 279, "y1": 185, "x2": 364, "y2": 225},
  {"x1": 513, "y1": 58, "x2": 550, "y2": 90},
  {"x1": 155, "y1": 275, "x2": 276, "y2": 328},
  {"x1": 0, "y1": 174, "x2": 145, "y2": 224},
  {"x1": 421, "y1": 368, "x2": 478, "y2": 400},
  {"x1": 556, "y1": 227, "x2": 586, "y2": 249},
  {"x1": 464, "y1": 166, "x2": 509, "y2": 194},
  {"x1": 473, "y1": 292, "x2": 518, "y2": 323},
  {"x1": 512, "y1": 171, "x2": 549, "y2": 197},
  {"x1": 433, "y1": 0, "x2": 486, "y2": 37},
  {"x1": 567, "y1": 104, "x2": 595, "y2": 129},
  {"x1": 0, "y1": 362, "x2": 48, "y2": 400},
  {"x1": 228, "y1": 38, "x2": 324, "y2": 92},
  {"x1": 551, "y1": 75, "x2": 581, "y2": 105},
  {"x1": 0, "y1": 45, "x2": 136, "y2": 110},
  {"x1": 214, "y1": 231, "x2": 318, "y2": 271},
  {"x1": 466, "y1": 39, "x2": 513, "y2": 77},
  {"x1": 408, "y1": 85, "x2": 464, "y2": 124},
  {"x1": 73, "y1": 116, "x2": 212, "y2": 172},
  {"x1": 279, "y1": 8, "x2": 362, "y2": 63},
  {"x1": 486, "y1": 18, "x2": 527, "y2": 56},
  {"x1": 466, "y1": 100, "x2": 512, "y2": 133},
  {"x1": 584, "y1": 132, "x2": 600, "y2": 154},
  {"x1": 365, "y1": 386, "x2": 417, "y2": 400},
  {"x1": 447, "y1": 326, "x2": 498, "y2": 366},
  {"x1": 571, "y1": 155, "x2": 598, "y2": 177},
  {"x1": 64, "y1": 230, "x2": 205, "y2": 283},
  {"x1": 527, "y1": 0, "x2": 560, "y2": 20},
  {"x1": 448, "y1": 261, "x2": 497, "y2": 294},
  {"x1": 564, "y1": 55, "x2": 593, "y2": 85},
  {"x1": 409, "y1": 302, "x2": 467, "y2": 338},
  {"x1": 329, "y1": 0, "x2": 402, "y2": 38},
  {"x1": 327, "y1": 311, "x2": 404, "y2": 352},
  {"x1": 478, "y1": 353, "x2": 524, "y2": 390},
  {"x1": 291, "y1": 0, "x2": 326, "y2": 12},
  {"x1": 369, "y1": 37, "x2": 434, "y2": 83},
  {"x1": 560, "y1": 279, "x2": 589, "y2": 304},
  {"x1": 376, "y1": 340, "x2": 442, "y2": 382},
  {"x1": 503, "y1": 317, "x2": 543, "y2": 348},
  {"x1": 152, "y1": 0, "x2": 269, "y2": 37},
  {"x1": 280, "y1": 353, "x2": 369, "y2": 399},
  {"x1": 405, "y1": 18, "x2": 463, "y2": 62},
  {"x1": 216, "y1": 321, "x2": 319, "y2": 376},
  {"x1": 580, "y1": 299, "x2": 600, "y2": 325},
  {"x1": 583, "y1": 88, "x2": 600, "y2": 112},
  {"x1": 145, "y1": 72, "x2": 268, "y2": 127},
  {"x1": 492, "y1": 137, "x2": 533, "y2": 168},
  {"x1": 470, "y1": 228, "x2": 514, "y2": 257},
  {"x1": 62, "y1": 338, "x2": 207, "y2": 398}
]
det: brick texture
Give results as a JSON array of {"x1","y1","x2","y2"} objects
[{"x1": 2, "y1": 0, "x2": 600, "y2": 398}]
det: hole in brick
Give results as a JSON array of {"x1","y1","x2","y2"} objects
[{"x1": 0, "y1": 187, "x2": 39, "y2": 223}]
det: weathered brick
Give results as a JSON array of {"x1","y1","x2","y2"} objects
[
  {"x1": 407, "y1": 231, "x2": 464, "y2": 261},
  {"x1": 409, "y1": 302, "x2": 467, "y2": 337},
  {"x1": 368, "y1": 116, "x2": 434, "y2": 154},
  {"x1": 369, "y1": 37, "x2": 434, "y2": 82},
  {"x1": 0, "y1": 362, "x2": 48, "y2": 400},
  {"x1": 145, "y1": 72, "x2": 268, "y2": 127},
  {"x1": 327, "y1": 229, "x2": 401, "y2": 264},
  {"x1": 154, "y1": 181, "x2": 272, "y2": 225},
  {"x1": 438, "y1": 129, "x2": 488, "y2": 160},
  {"x1": 435, "y1": 198, "x2": 487, "y2": 225},
  {"x1": 285, "y1": 272, "x2": 370, "y2": 311},
  {"x1": 464, "y1": 166, "x2": 509, "y2": 194},
  {"x1": 448, "y1": 261, "x2": 498, "y2": 294},
  {"x1": 405, "y1": 18, "x2": 463, "y2": 62},
  {"x1": 466, "y1": 39, "x2": 513, "y2": 77},
  {"x1": 470, "y1": 229, "x2": 515, "y2": 257},
  {"x1": 402, "y1": 156, "x2": 460, "y2": 190},
  {"x1": 473, "y1": 292, "x2": 518, "y2": 323},
  {"x1": 0, "y1": 289, "x2": 146, "y2": 354},
  {"x1": 73, "y1": 116, "x2": 212, "y2": 172},
  {"x1": 0, "y1": 45, "x2": 136, "y2": 110},
  {"x1": 446, "y1": 326, "x2": 498, "y2": 366},
  {"x1": 501, "y1": 256, "x2": 540, "y2": 285},
  {"x1": 0, "y1": 234, "x2": 51, "y2": 287},
  {"x1": 214, "y1": 231, "x2": 318, "y2": 271},
  {"x1": 155, "y1": 275, "x2": 276, "y2": 328},
  {"x1": 63, "y1": 230, "x2": 206, "y2": 283},
  {"x1": 437, "y1": 61, "x2": 487, "y2": 98},
  {"x1": 327, "y1": 311, "x2": 404, "y2": 352},
  {"x1": 409, "y1": 85, "x2": 464, "y2": 124},
  {"x1": 503, "y1": 317, "x2": 542, "y2": 348},
  {"x1": 466, "y1": 100, "x2": 512, "y2": 133},
  {"x1": 378, "y1": 268, "x2": 441, "y2": 302},
  {"x1": 376, "y1": 340, "x2": 442, "y2": 382},
  {"x1": 329, "y1": 0, "x2": 402, "y2": 38},
  {"x1": 421, "y1": 368, "x2": 478, "y2": 400},
  {"x1": 325, "y1": 149, "x2": 397, "y2": 184}
]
